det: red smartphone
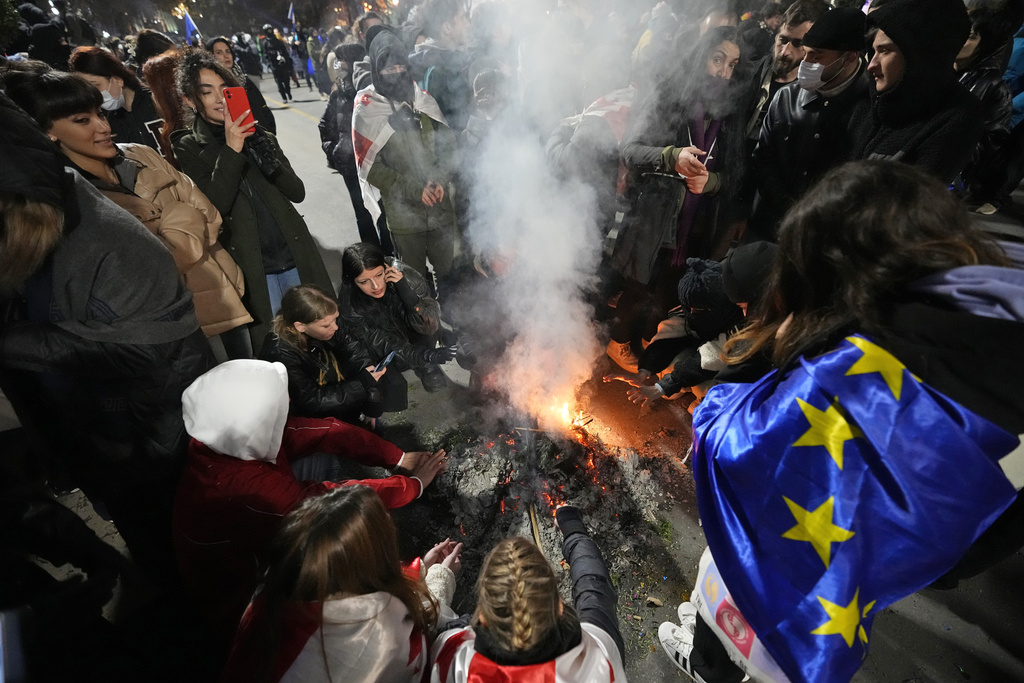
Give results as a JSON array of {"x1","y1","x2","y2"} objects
[{"x1": 223, "y1": 87, "x2": 255, "y2": 128}]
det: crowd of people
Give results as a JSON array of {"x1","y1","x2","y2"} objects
[{"x1": 1, "y1": 0, "x2": 1023, "y2": 681}]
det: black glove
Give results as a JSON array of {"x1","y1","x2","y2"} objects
[
  {"x1": 422, "y1": 345, "x2": 456, "y2": 364},
  {"x1": 554, "y1": 505, "x2": 587, "y2": 538},
  {"x1": 438, "y1": 327, "x2": 459, "y2": 347}
]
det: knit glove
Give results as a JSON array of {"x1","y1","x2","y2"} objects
[{"x1": 421, "y1": 345, "x2": 456, "y2": 364}]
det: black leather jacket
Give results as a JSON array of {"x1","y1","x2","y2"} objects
[
  {"x1": 337, "y1": 258, "x2": 441, "y2": 371},
  {"x1": 750, "y1": 63, "x2": 870, "y2": 239},
  {"x1": 259, "y1": 331, "x2": 383, "y2": 420},
  {"x1": 958, "y1": 47, "x2": 1013, "y2": 199}
]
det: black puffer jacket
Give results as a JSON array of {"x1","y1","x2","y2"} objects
[
  {"x1": 750, "y1": 63, "x2": 870, "y2": 240},
  {"x1": 259, "y1": 331, "x2": 383, "y2": 420},
  {"x1": 337, "y1": 258, "x2": 441, "y2": 370},
  {"x1": 957, "y1": 46, "x2": 1013, "y2": 200}
]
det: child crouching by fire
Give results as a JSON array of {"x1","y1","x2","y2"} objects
[{"x1": 430, "y1": 506, "x2": 626, "y2": 682}]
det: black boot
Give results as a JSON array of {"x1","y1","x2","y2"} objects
[{"x1": 415, "y1": 364, "x2": 447, "y2": 393}]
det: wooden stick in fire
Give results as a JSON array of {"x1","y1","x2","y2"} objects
[{"x1": 528, "y1": 503, "x2": 544, "y2": 549}]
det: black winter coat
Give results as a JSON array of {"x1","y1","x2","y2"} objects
[
  {"x1": 259, "y1": 332, "x2": 383, "y2": 420},
  {"x1": 318, "y1": 84, "x2": 358, "y2": 174},
  {"x1": 337, "y1": 258, "x2": 441, "y2": 371},
  {"x1": 749, "y1": 64, "x2": 870, "y2": 240}
]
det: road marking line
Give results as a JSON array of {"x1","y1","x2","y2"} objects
[{"x1": 265, "y1": 97, "x2": 321, "y2": 123}]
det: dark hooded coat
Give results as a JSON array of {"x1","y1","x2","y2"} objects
[{"x1": 850, "y1": 0, "x2": 984, "y2": 183}]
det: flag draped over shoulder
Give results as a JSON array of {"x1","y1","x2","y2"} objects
[
  {"x1": 692, "y1": 334, "x2": 1019, "y2": 683},
  {"x1": 351, "y1": 86, "x2": 447, "y2": 224}
]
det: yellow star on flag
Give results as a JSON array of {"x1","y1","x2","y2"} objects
[
  {"x1": 845, "y1": 336, "x2": 908, "y2": 400},
  {"x1": 793, "y1": 397, "x2": 863, "y2": 469},
  {"x1": 781, "y1": 496, "x2": 855, "y2": 568},
  {"x1": 811, "y1": 588, "x2": 866, "y2": 648}
]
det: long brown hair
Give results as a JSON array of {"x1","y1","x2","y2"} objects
[
  {"x1": 142, "y1": 49, "x2": 184, "y2": 167},
  {"x1": 272, "y1": 284, "x2": 339, "y2": 352},
  {"x1": 725, "y1": 160, "x2": 1008, "y2": 367},
  {"x1": 473, "y1": 537, "x2": 567, "y2": 652},
  {"x1": 0, "y1": 192, "x2": 64, "y2": 293},
  {"x1": 253, "y1": 487, "x2": 437, "y2": 682}
]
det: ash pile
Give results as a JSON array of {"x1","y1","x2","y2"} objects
[{"x1": 397, "y1": 414, "x2": 697, "y2": 659}]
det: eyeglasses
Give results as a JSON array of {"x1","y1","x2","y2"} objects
[{"x1": 777, "y1": 34, "x2": 804, "y2": 48}]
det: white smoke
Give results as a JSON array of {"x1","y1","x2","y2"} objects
[{"x1": 466, "y1": 120, "x2": 603, "y2": 429}]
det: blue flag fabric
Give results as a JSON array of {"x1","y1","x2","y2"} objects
[
  {"x1": 183, "y1": 10, "x2": 200, "y2": 45},
  {"x1": 692, "y1": 335, "x2": 1018, "y2": 683}
]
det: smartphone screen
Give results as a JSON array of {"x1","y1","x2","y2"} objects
[
  {"x1": 374, "y1": 350, "x2": 396, "y2": 372},
  {"x1": 223, "y1": 87, "x2": 256, "y2": 128}
]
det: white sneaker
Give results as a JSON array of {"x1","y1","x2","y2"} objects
[
  {"x1": 678, "y1": 600, "x2": 698, "y2": 626},
  {"x1": 975, "y1": 202, "x2": 999, "y2": 215},
  {"x1": 659, "y1": 620, "x2": 707, "y2": 682},
  {"x1": 606, "y1": 340, "x2": 639, "y2": 373}
]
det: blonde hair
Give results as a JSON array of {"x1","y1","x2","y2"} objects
[
  {"x1": 473, "y1": 537, "x2": 563, "y2": 652},
  {"x1": 0, "y1": 192, "x2": 64, "y2": 293},
  {"x1": 272, "y1": 284, "x2": 339, "y2": 352}
]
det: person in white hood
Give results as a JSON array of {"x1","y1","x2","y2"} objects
[{"x1": 172, "y1": 359, "x2": 446, "y2": 656}]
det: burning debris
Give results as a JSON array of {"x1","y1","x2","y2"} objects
[{"x1": 401, "y1": 397, "x2": 698, "y2": 663}]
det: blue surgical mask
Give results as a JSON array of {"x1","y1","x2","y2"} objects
[
  {"x1": 797, "y1": 55, "x2": 844, "y2": 92},
  {"x1": 100, "y1": 87, "x2": 125, "y2": 112}
]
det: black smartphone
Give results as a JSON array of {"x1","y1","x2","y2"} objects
[{"x1": 374, "y1": 350, "x2": 396, "y2": 372}]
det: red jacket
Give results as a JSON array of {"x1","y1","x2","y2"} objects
[{"x1": 172, "y1": 415, "x2": 418, "y2": 653}]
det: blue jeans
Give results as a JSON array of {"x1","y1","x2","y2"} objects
[{"x1": 265, "y1": 268, "x2": 301, "y2": 316}]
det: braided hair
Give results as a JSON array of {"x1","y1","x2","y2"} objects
[{"x1": 473, "y1": 537, "x2": 563, "y2": 652}]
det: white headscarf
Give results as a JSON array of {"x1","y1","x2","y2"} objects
[{"x1": 182, "y1": 359, "x2": 289, "y2": 463}]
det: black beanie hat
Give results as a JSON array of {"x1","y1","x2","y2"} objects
[
  {"x1": 868, "y1": 0, "x2": 970, "y2": 70},
  {"x1": 802, "y1": 7, "x2": 867, "y2": 52},
  {"x1": 677, "y1": 258, "x2": 731, "y2": 310},
  {"x1": 721, "y1": 242, "x2": 779, "y2": 305}
]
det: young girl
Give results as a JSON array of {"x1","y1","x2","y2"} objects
[
  {"x1": 260, "y1": 284, "x2": 385, "y2": 426},
  {"x1": 430, "y1": 507, "x2": 626, "y2": 682},
  {"x1": 338, "y1": 242, "x2": 456, "y2": 406},
  {"x1": 220, "y1": 485, "x2": 462, "y2": 683}
]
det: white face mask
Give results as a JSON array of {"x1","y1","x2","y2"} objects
[
  {"x1": 797, "y1": 55, "x2": 845, "y2": 92},
  {"x1": 100, "y1": 82, "x2": 125, "y2": 111}
]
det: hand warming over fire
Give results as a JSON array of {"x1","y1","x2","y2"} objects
[
  {"x1": 626, "y1": 384, "x2": 662, "y2": 408},
  {"x1": 603, "y1": 369, "x2": 651, "y2": 387},
  {"x1": 424, "y1": 538, "x2": 463, "y2": 576},
  {"x1": 395, "y1": 449, "x2": 447, "y2": 488}
]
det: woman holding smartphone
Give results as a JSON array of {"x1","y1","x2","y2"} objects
[
  {"x1": 260, "y1": 284, "x2": 387, "y2": 428},
  {"x1": 172, "y1": 50, "x2": 333, "y2": 355},
  {"x1": 338, "y1": 242, "x2": 456, "y2": 408}
]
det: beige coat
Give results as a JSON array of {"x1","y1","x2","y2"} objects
[{"x1": 99, "y1": 144, "x2": 252, "y2": 336}]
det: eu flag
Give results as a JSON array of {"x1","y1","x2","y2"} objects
[
  {"x1": 183, "y1": 10, "x2": 200, "y2": 45},
  {"x1": 692, "y1": 335, "x2": 1018, "y2": 682}
]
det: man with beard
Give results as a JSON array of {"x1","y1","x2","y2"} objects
[
  {"x1": 743, "y1": 0, "x2": 829, "y2": 145},
  {"x1": 351, "y1": 25, "x2": 459, "y2": 289}
]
